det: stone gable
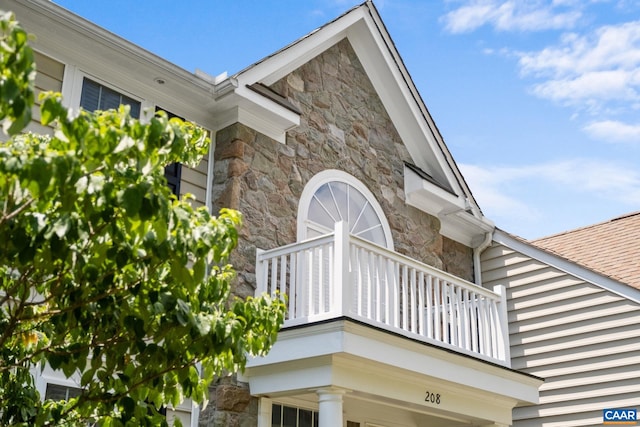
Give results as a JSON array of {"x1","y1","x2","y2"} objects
[{"x1": 212, "y1": 38, "x2": 473, "y2": 299}]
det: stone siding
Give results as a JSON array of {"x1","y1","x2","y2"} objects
[{"x1": 212, "y1": 38, "x2": 474, "y2": 291}]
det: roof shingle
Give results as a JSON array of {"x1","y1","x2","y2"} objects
[{"x1": 530, "y1": 212, "x2": 640, "y2": 290}]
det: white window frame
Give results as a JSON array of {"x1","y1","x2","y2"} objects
[
  {"x1": 269, "y1": 400, "x2": 320, "y2": 427},
  {"x1": 61, "y1": 65, "x2": 153, "y2": 121},
  {"x1": 31, "y1": 363, "x2": 82, "y2": 402},
  {"x1": 297, "y1": 170, "x2": 393, "y2": 250}
]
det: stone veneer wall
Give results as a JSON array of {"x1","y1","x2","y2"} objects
[{"x1": 200, "y1": 38, "x2": 474, "y2": 426}]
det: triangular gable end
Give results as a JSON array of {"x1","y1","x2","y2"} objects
[{"x1": 210, "y1": 1, "x2": 494, "y2": 247}]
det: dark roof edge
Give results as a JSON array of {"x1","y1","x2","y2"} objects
[
  {"x1": 532, "y1": 210, "x2": 640, "y2": 242},
  {"x1": 247, "y1": 83, "x2": 302, "y2": 115},
  {"x1": 404, "y1": 161, "x2": 455, "y2": 195}
]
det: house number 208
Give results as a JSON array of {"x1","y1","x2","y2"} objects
[{"x1": 425, "y1": 391, "x2": 441, "y2": 405}]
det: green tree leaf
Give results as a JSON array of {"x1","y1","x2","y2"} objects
[{"x1": 0, "y1": 11, "x2": 285, "y2": 427}]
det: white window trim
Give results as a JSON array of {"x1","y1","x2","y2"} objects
[
  {"x1": 297, "y1": 169, "x2": 393, "y2": 250},
  {"x1": 31, "y1": 363, "x2": 82, "y2": 400},
  {"x1": 61, "y1": 65, "x2": 153, "y2": 122},
  {"x1": 268, "y1": 400, "x2": 320, "y2": 427}
]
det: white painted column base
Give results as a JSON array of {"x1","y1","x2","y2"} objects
[{"x1": 317, "y1": 388, "x2": 346, "y2": 427}]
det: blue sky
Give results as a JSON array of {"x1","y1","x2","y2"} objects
[{"x1": 51, "y1": 0, "x2": 640, "y2": 239}]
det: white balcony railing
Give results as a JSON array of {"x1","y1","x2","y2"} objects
[{"x1": 256, "y1": 222, "x2": 510, "y2": 366}]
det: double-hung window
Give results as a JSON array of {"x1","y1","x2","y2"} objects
[
  {"x1": 80, "y1": 77, "x2": 141, "y2": 118},
  {"x1": 78, "y1": 77, "x2": 181, "y2": 197}
]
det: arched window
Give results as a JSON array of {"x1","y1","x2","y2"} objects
[{"x1": 298, "y1": 170, "x2": 393, "y2": 249}]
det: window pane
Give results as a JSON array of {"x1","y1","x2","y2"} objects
[
  {"x1": 352, "y1": 203, "x2": 376, "y2": 235},
  {"x1": 80, "y1": 78, "x2": 141, "y2": 119},
  {"x1": 307, "y1": 180, "x2": 387, "y2": 247},
  {"x1": 328, "y1": 182, "x2": 348, "y2": 221},
  {"x1": 79, "y1": 78, "x2": 100, "y2": 112},
  {"x1": 309, "y1": 183, "x2": 340, "y2": 226},
  {"x1": 122, "y1": 94, "x2": 141, "y2": 118},
  {"x1": 99, "y1": 85, "x2": 122, "y2": 111},
  {"x1": 347, "y1": 188, "x2": 368, "y2": 229},
  {"x1": 44, "y1": 383, "x2": 81, "y2": 401},
  {"x1": 271, "y1": 403, "x2": 282, "y2": 427},
  {"x1": 282, "y1": 405, "x2": 297, "y2": 427},
  {"x1": 299, "y1": 409, "x2": 313, "y2": 427},
  {"x1": 164, "y1": 162, "x2": 182, "y2": 196}
]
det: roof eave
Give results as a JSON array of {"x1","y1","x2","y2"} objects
[
  {"x1": 492, "y1": 229, "x2": 640, "y2": 304},
  {"x1": 12, "y1": 0, "x2": 218, "y2": 126}
]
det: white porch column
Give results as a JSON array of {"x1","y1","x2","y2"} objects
[
  {"x1": 317, "y1": 388, "x2": 346, "y2": 427},
  {"x1": 257, "y1": 397, "x2": 272, "y2": 427}
]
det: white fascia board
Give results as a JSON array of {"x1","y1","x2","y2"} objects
[
  {"x1": 241, "y1": 363, "x2": 335, "y2": 396},
  {"x1": 492, "y1": 230, "x2": 640, "y2": 305},
  {"x1": 236, "y1": 86, "x2": 301, "y2": 142},
  {"x1": 346, "y1": 13, "x2": 463, "y2": 198},
  {"x1": 212, "y1": 89, "x2": 301, "y2": 143},
  {"x1": 340, "y1": 322, "x2": 540, "y2": 404},
  {"x1": 404, "y1": 166, "x2": 494, "y2": 246},
  {"x1": 329, "y1": 358, "x2": 520, "y2": 427},
  {"x1": 439, "y1": 210, "x2": 495, "y2": 247},
  {"x1": 234, "y1": 9, "x2": 367, "y2": 86},
  {"x1": 12, "y1": 0, "x2": 217, "y2": 127},
  {"x1": 404, "y1": 165, "x2": 466, "y2": 214}
]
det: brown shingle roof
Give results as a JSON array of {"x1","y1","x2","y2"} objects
[{"x1": 530, "y1": 212, "x2": 640, "y2": 290}]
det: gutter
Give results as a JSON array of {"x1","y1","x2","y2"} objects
[{"x1": 473, "y1": 230, "x2": 493, "y2": 286}]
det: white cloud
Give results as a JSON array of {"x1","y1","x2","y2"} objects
[
  {"x1": 518, "y1": 21, "x2": 640, "y2": 108},
  {"x1": 531, "y1": 70, "x2": 639, "y2": 103},
  {"x1": 460, "y1": 164, "x2": 540, "y2": 221},
  {"x1": 460, "y1": 159, "x2": 640, "y2": 223},
  {"x1": 520, "y1": 22, "x2": 640, "y2": 76},
  {"x1": 441, "y1": 0, "x2": 582, "y2": 34},
  {"x1": 583, "y1": 120, "x2": 640, "y2": 143}
]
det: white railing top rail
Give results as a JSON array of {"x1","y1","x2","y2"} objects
[{"x1": 347, "y1": 233, "x2": 500, "y2": 301}]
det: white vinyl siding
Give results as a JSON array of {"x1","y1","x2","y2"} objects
[
  {"x1": 481, "y1": 243, "x2": 640, "y2": 427},
  {"x1": 26, "y1": 51, "x2": 65, "y2": 136},
  {"x1": 16, "y1": 53, "x2": 211, "y2": 209},
  {"x1": 177, "y1": 154, "x2": 208, "y2": 208}
]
